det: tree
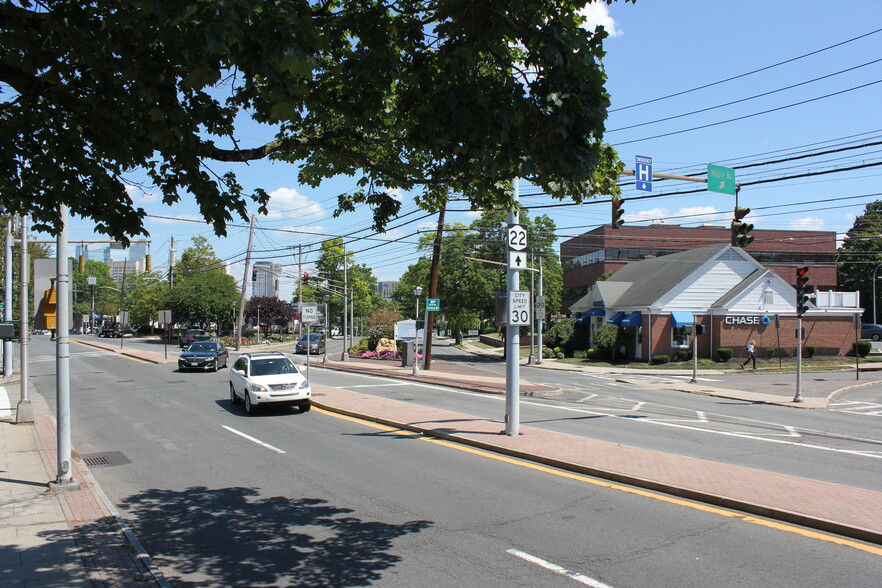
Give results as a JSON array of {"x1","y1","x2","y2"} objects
[
  {"x1": 837, "y1": 201, "x2": 882, "y2": 320},
  {"x1": 71, "y1": 259, "x2": 117, "y2": 323},
  {"x1": 174, "y1": 236, "x2": 225, "y2": 282},
  {"x1": 311, "y1": 238, "x2": 378, "y2": 324},
  {"x1": 245, "y1": 296, "x2": 296, "y2": 338},
  {"x1": 167, "y1": 271, "x2": 239, "y2": 328},
  {"x1": 123, "y1": 272, "x2": 167, "y2": 327},
  {"x1": 1, "y1": 1, "x2": 625, "y2": 243}
]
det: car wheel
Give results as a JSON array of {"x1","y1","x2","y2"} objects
[
  {"x1": 873, "y1": 334, "x2": 880, "y2": 341},
  {"x1": 229, "y1": 383, "x2": 239, "y2": 405},
  {"x1": 298, "y1": 401, "x2": 311, "y2": 413},
  {"x1": 245, "y1": 392, "x2": 255, "y2": 415},
  {"x1": 212, "y1": 360, "x2": 218, "y2": 372}
]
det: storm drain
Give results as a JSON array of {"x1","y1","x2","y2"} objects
[{"x1": 81, "y1": 451, "x2": 131, "y2": 468}]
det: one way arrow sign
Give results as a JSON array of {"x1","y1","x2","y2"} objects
[{"x1": 508, "y1": 251, "x2": 528, "y2": 270}]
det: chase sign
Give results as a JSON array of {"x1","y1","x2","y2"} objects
[{"x1": 725, "y1": 315, "x2": 771, "y2": 326}]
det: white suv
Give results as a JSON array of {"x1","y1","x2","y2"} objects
[{"x1": 229, "y1": 352, "x2": 311, "y2": 415}]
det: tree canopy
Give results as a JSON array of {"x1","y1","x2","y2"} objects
[
  {"x1": 1, "y1": 0, "x2": 625, "y2": 242},
  {"x1": 837, "y1": 200, "x2": 882, "y2": 319}
]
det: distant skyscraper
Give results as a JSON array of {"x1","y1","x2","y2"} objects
[
  {"x1": 252, "y1": 262, "x2": 281, "y2": 298},
  {"x1": 128, "y1": 242, "x2": 148, "y2": 261},
  {"x1": 377, "y1": 280, "x2": 399, "y2": 300},
  {"x1": 75, "y1": 244, "x2": 111, "y2": 263}
]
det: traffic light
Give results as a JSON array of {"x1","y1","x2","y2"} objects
[
  {"x1": 730, "y1": 206, "x2": 754, "y2": 247},
  {"x1": 303, "y1": 272, "x2": 310, "y2": 285},
  {"x1": 611, "y1": 197, "x2": 625, "y2": 229},
  {"x1": 251, "y1": 268, "x2": 257, "y2": 282},
  {"x1": 795, "y1": 266, "x2": 810, "y2": 316}
]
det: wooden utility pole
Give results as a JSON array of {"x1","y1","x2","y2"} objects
[
  {"x1": 423, "y1": 205, "x2": 446, "y2": 370},
  {"x1": 235, "y1": 215, "x2": 255, "y2": 351}
]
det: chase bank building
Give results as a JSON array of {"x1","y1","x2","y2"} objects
[{"x1": 569, "y1": 244, "x2": 861, "y2": 362}]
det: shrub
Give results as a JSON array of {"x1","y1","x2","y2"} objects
[
  {"x1": 651, "y1": 354, "x2": 670, "y2": 364},
  {"x1": 555, "y1": 352, "x2": 565, "y2": 360},
  {"x1": 803, "y1": 345, "x2": 816, "y2": 358},
  {"x1": 717, "y1": 347, "x2": 733, "y2": 362},
  {"x1": 545, "y1": 318, "x2": 576, "y2": 347},
  {"x1": 573, "y1": 350, "x2": 587, "y2": 359},
  {"x1": 553, "y1": 346, "x2": 563, "y2": 354},
  {"x1": 542, "y1": 347, "x2": 554, "y2": 358},
  {"x1": 765, "y1": 348, "x2": 776, "y2": 359},
  {"x1": 854, "y1": 340, "x2": 872, "y2": 357},
  {"x1": 675, "y1": 350, "x2": 693, "y2": 361},
  {"x1": 586, "y1": 348, "x2": 597, "y2": 359}
]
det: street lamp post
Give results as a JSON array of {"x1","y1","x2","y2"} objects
[
  {"x1": 86, "y1": 275, "x2": 96, "y2": 335},
  {"x1": 256, "y1": 304, "x2": 261, "y2": 343},
  {"x1": 413, "y1": 286, "x2": 422, "y2": 376}
]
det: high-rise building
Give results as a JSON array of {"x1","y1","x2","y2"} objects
[
  {"x1": 377, "y1": 280, "x2": 399, "y2": 300},
  {"x1": 109, "y1": 259, "x2": 144, "y2": 284},
  {"x1": 128, "y1": 242, "x2": 148, "y2": 261},
  {"x1": 75, "y1": 244, "x2": 111, "y2": 263},
  {"x1": 252, "y1": 261, "x2": 282, "y2": 298}
]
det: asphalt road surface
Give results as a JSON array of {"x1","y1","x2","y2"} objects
[{"x1": 23, "y1": 336, "x2": 882, "y2": 587}]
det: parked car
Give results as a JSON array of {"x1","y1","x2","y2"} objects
[
  {"x1": 179, "y1": 328, "x2": 210, "y2": 348},
  {"x1": 295, "y1": 333, "x2": 325, "y2": 355},
  {"x1": 861, "y1": 323, "x2": 882, "y2": 341},
  {"x1": 329, "y1": 326, "x2": 341, "y2": 338},
  {"x1": 229, "y1": 352, "x2": 311, "y2": 414},
  {"x1": 178, "y1": 341, "x2": 229, "y2": 372},
  {"x1": 99, "y1": 324, "x2": 120, "y2": 338}
]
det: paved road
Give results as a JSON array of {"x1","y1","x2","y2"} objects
[{"x1": 23, "y1": 336, "x2": 882, "y2": 586}]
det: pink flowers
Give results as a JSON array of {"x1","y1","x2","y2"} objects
[{"x1": 359, "y1": 350, "x2": 400, "y2": 359}]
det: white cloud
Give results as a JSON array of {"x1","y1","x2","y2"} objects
[
  {"x1": 277, "y1": 224, "x2": 325, "y2": 235},
  {"x1": 626, "y1": 207, "x2": 670, "y2": 224},
  {"x1": 265, "y1": 187, "x2": 324, "y2": 220},
  {"x1": 464, "y1": 210, "x2": 483, "y2": 219},
  {"x1": 380, "y1": 228, "x2": 406, "y2": 240},
  {"x1": 789, "y1": 217, "x2": 825, "y2": 230},
  {"x1": 625, "y1": 206, "x2": 725, "y2": 226},
  {"x1": 579, "y1": 3, "x2": 622, "y2": 37},
  {"x1": 386, "y1": 187, "x2": 403, "y2": 202},
  {"x1": 417, "y1": 221, "x2": 437, "y2": 230},
  {"x1": 125, "y1": 184, "x2": 158, "y2": 204}
]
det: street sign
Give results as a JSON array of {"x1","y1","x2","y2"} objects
[
  {"x1": 157, "y1": 309, "x2": 172, "y2": 324},
  {"x1": 707, "y1": 164, "x2": 736, "y2": 195},
  {"x1": 636, "y1": 155, "x2": 652, "y2": 192},
  {"x1": 508, "y1": 250, "x2": 528, "y2": 270},
  {"x1": 509, "y1": 290, "x2": 530, "y2": 326},
  {"x1": 507, "y1": 224, "x2": 528, "y2": 251},
  {"x1": 301, "y1": 303, "x2": 318, "y2": 323},
  {"x1": 426, "y1": 298, "x2": 440, "y2": 312},
  {"x1": 535, "y1": 295, "x2": 546, "y2": 321}
]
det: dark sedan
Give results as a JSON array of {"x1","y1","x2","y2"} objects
[
  {"x1": 861, "y1": 323, "x2": 882, "y2": 341},
  {"x1": 295, "y1": 334, "x2": 325, "y2": 355},
  {"x1": 178, "y1": 341, "x2": 229, "y2": 371}
]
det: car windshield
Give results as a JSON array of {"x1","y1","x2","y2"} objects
[
  {"x1": 188, "y1": 342, "x2": 216, "y2": 352},
  {"x1": 299, "y1": 335, "x2": 322, "y2": 343},
  {"x1": 250, "y1": 358, "x2": 296, "y2": 376}
]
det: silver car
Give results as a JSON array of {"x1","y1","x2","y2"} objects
[{"x1": 229, "y1": 352, "x2": 311, "y2": 415}]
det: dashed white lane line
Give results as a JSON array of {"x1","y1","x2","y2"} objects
[
  {"x1": 507, "y1": 549, "x2": 615, "y2": 587},
  {"x1": 222, "y1": 426, "x2": 286, "y2": 454}
]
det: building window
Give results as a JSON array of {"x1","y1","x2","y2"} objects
[
  {"x1": 764, "y1": 290, "x2": 774, "y2": 304},
  {"x1": 671, "y1": 326, "x2": 689, "y2": 347}
]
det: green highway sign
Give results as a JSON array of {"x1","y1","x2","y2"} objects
[
  {"x1": 707, "y1": 164, "x2": 736, "y2": 195},
  {"x1": 426, "y1": 298, "x2": 440, "y2": 312}
]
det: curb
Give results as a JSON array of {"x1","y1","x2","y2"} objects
[{"x1": 310, "y1": 398, "x2": 882, "y2": 546}]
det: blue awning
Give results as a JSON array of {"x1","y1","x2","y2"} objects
[
  {"x1": 578, "y1": 314, "x2": 592, "y2": 324},
  {"x1": 588, "y1": 308, "x2": 605, "y2": 316},
  {"x1": 670, "y1": 311, "x2": 695, "y2": 328},
  {"x1": 608, "y1": 311, "x2": 626, "y2": 325},
  {"x1": 620, "y1": 311, "x2": 643, "y2": 327}
]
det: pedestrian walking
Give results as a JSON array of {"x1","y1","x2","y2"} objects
[{"x1": 740, "y1": 340, "x2": 756, "y2": 369}]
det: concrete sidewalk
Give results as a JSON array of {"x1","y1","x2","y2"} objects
[{"x1": 1, "y1": 382, "x2": 163, "y2": 587}]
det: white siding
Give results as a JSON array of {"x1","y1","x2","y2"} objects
[{"x1": 656, "y1": 259, "x2": 756, "y2": 310}]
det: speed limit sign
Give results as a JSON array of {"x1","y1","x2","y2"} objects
[{"x1": 508, "y1": 290, "x2": 531, "y2": 326}]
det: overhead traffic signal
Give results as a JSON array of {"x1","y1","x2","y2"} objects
[
  {"x1": 251, "y1": 268, "x2": 257, "y2": 282},
  {"x1": 303, "y1": 272, "x2": 310, "y2": 285},
  {"x1": 796, "y1": 266, "x2": 810, "y2": 316},
  {"x1": 611, "y1": 197, "x2": 625, "y2": 229},
  {"x1": 730, "y1": 206, "x2": 754, "y2": 247}
]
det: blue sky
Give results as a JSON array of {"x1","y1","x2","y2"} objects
[{"x1": 40, "y1": 1, "x2": 882, "y2": 300}]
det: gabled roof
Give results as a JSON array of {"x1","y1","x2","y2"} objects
[
  {"x1": 711, "y1": 268, "x2": 769, "y2": 308},
  {"x1": 602, "y1": 243, "x2": 755, "y2": 307}
]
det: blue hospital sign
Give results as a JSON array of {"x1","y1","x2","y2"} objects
[{"x1": 636, "y1": 155, "x2": 652, "y2": 192}]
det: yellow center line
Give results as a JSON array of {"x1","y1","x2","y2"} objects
[{"x1": 315, "y1": 407, "x2": 882, "y2": 557}]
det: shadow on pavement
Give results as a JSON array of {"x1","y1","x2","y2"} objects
[{"x1": 118, "y1": 486, "x2": 432, "y2": 587}]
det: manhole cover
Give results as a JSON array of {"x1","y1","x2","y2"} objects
[{"x1": 81, "y1": 451, "x2": 131, "y2": 468}]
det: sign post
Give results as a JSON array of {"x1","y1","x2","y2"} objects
[{"x1": 301, "y1": 303, "x2": 318, "y2": 378}]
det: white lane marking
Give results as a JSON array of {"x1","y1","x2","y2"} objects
[
  {"x1": 506, "y1": 549, "x2": 614, "y2": 587},
  {"x1": 0, "y1": 386, "x2": 11, "y2": 416},
  {"x1": 330, "y1": 372, "x2": 882, "y2": 458},
  {"x1": 346, "y1": 383, "x2": 411, "y2": 388},
  {"x1": 222, "y1": 426, "x2": 286, "y2": 454},
  {"x1": 578, "y1": 394, "x2": 598, "y2": 402}
]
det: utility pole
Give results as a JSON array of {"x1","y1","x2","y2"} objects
[
  {"x1": 423, "y1": 205, "x2": 446, "y2": 370},
  {"x1": 118, "y1": 260, "x2": 127, "y2": 350},
  {"x1": 298, "y1": 245, "x2": 303, "y2": 342},
  {"x1": 15, "y1": 215, "x2": 33, "y2": 423},
  {"x1": 341, "y1": 242, "x2": 348, "y2": 361},
  {"x1": 236, "y1": 216, "x2": 255, "y2": 351},
  {"x1": 52, "y1": 205, "x2": 77, "y2": 489},
  {"x1": 537, "y1": 257, "x2": 544, "y2": 365}
]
